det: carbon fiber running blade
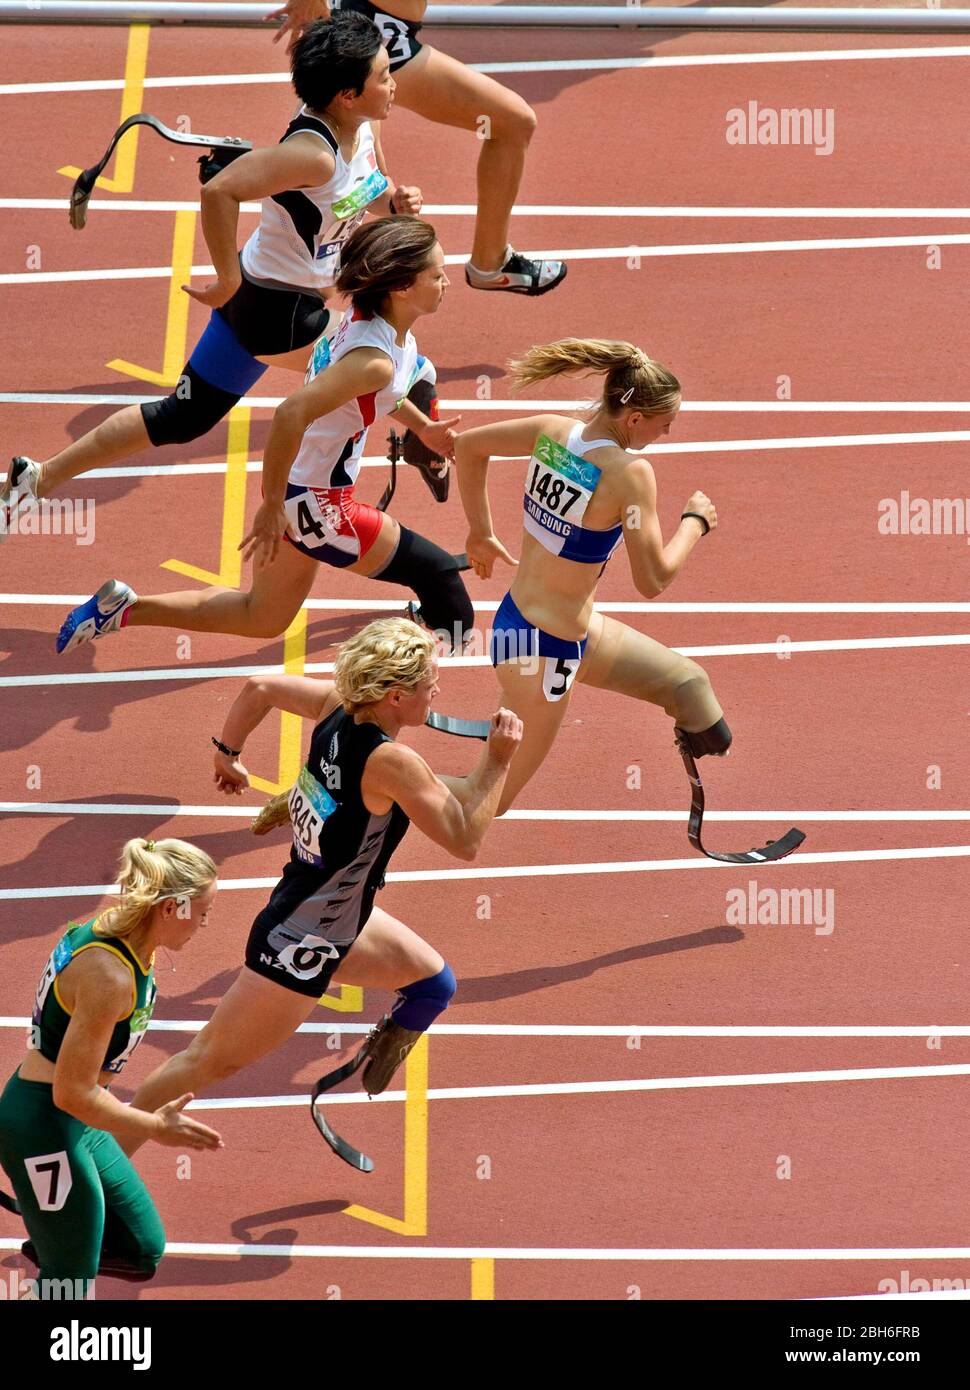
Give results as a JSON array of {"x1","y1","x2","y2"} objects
[
  {"x1": 675, "y1": 729, "x2": 805, "y2": 865},
  {"x1": 690, "y1": 825, "x2": 806, "y2": 865},
  {"x1": 311, "y1": 1104, "x2": 374, "y2": 1173},
  {"x1": 426, "y1": 711, "x2": 489, "y2": 740},
  {"x1": 69, "y1": 114, "x2": 250, "y2": 229},
  {"x1": 310, "y1": 1047, "x2": 374, "y2": 1172}
]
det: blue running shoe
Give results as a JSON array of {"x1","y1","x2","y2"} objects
[{"x1": 57, "y1": 579, "x2": 136, "y2": 653}]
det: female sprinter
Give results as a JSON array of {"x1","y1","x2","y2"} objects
[
  {"x1": 269, "y1": 0, "x2": 566, "y2": 296},
  {"x1": 453, "y1": 338, "x2": 730, "y2": 815},
  {"x1": 121, "y1": 618, "x2": 521, "y2": 1148},
  {"x1": 0, "y1": 839, "x2": 223, "y2": 1296},
  {"x1": 56, "y1": 217, "x2": 474, "y2": 659},
  {"x1": 2, "y1": 13, "x2": 436, "y2": 532}
]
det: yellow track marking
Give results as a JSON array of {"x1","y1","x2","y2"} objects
[
  {"x1": 161, "y1": 405, "x2": 249, "y2": 586},
  {"x1": 344, "y1": 1033, "x2": 428, "y2": 1234},
  {"x1": 59, "y1": 25, "x2": 150, "y2": 192},
  {"x1": 470, "y1": 1259, "x2": 495, "y2": 1300},
  {"x1": 108, "y1": 209, "x2": 196, "y2": 386}
]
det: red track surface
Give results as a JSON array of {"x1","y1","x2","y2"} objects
[{"x1": 3, "y1": 18, "x2": 970, "y2": 1301}]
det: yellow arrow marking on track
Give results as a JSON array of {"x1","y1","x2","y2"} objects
[{"x1": 59, "y1": 24, "x2": 150, "y2": 193}]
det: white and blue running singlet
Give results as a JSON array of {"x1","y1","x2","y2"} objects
[
  {"x1": 241, "y1": 109, "x2": 388, "y2": 294},
  {"x1": 522, "y1": 424, "x2": 624, "y2": 566}
]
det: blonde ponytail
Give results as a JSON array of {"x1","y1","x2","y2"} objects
[
  {"x1": 507, "y1": 337, "x2": 680, "y2": 417},
  {"x1": 98, "y1": 838, "x2": 217, "y2": 939}
]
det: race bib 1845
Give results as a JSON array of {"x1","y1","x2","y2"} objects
[{"x1": 288, "y1": 764, "x2": 338, "y2": 866}]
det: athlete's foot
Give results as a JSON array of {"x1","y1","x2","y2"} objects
[
  {"x1": 0, "y1": 457, "x2": 42, "y2": 543},
  {"x1": 465, "y1": 247, "x2": 567, "y2": 297},
  {"x1": 56, "y1": 579, "x2": 136, "y2": 653}
]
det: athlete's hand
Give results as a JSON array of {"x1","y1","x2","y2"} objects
[
  {"x1": 183, "y1": 276, "x2": 241, "y2": 310},
  {"x1": 465, "y1": 531, "x2": 518, "y2": 580},
  {"x1": 486, "y1": 708, "x2": 523, "y2": 766},
  {"x1": 390, "y1": 185, "x2": 423, "y2": 216},
  {"x1": 154, "y1": 1095, "x2": 224, "y2": 1151},
  {"x1": 240, "y1": 500, "x2": 290, "y2": 567},
  {"x1": 268, "y1": 0, "x2": 329, "y2": 54},
  {"x1": 418, "y1": 415, "x2": 462, "y2": 462},
  {"x1": 683, "y1": 490, "x2": 717, "y2": 534},
  {"x1": 214, "y1": 751, "x2": 250, "y2": 795}
]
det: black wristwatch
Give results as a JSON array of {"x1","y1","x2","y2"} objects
[
  {"x1": 211, "y1": 736, "x2": 241, "y2": 758},
  {"x1": 681, "y1": 511, "x2": 711, "y2": 536}
]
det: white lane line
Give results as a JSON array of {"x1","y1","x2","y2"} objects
[
  {"x1": 5, "y1": 388, "x2": 970, "y2": 420},
  {"x1": 5, "y1": 198, "x2": 970, "y2": 219},
  {"x1": 2, "y1": 1019, "x2": 969, "y2": 1039},
  {"x1": 4, "y1": 1239, "x2": 970, "y2": 1262},
  {"x1": 3, "y1": 634, "x2": 968, "y2": 689},
  {"x1": 180, "y1": 1062, "x2": 970, "y2": 1110},
  {"x1": 4, "y1": 236, "x2": 970, "y2": 284},
  {"x1": 8, "y1": 596, "x2": 970, "y2": 615},
  {"x1": 4, "y1": 844, "x2": 970, "y2": 900},
  {"x1": 4, "y1": 45, "x2": 970, "y2": 96},
  {"x1": 4, "y1": 803, "x2": 970, "y2": 823},
  {"x1": 3, "y1": 409, "x2": 968, "y2": 457}
]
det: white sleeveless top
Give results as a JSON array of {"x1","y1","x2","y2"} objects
[
  {"x1": 240, "y1": 109, "x2": 388, "y2": 294},
  {"x1": 289, "y1": 310, "x2": 420, "y2": 490}
]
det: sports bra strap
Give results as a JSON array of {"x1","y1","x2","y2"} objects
[{"x1": 566, "y1": 423, "x2": 616, "y2": 456}]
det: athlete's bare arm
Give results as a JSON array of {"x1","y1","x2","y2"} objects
[
  {"x1": 618, "y1": 457, "x2": 717, "y2": 598},
  {"x1": 363, "y1": 710, "x2": 521, "y2": 860},
  {"x1": 189, "y1": 137, "x2": 338, "y2": 309}
]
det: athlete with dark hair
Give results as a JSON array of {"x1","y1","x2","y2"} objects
[
  {"x1": 1, "y1": 13, "x2": 438, "y2": 536},
  {"x1": 270, "y1": 0, "x2": 567, "y2": 296}
]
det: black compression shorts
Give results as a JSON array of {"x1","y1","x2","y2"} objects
[{"x1": 219, "y1": 266, "x2": 330, "y2": 357}]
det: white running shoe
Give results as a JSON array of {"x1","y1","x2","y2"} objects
[
  {"x1": 465, "y1": 247, "x2": 567, "y2": 297},
  {"x1": 56, "y1": 579, "x2": 137, "y2": 653},
  {"x1": 0, "y1": 457, "x2": 41, "y2": 543}
]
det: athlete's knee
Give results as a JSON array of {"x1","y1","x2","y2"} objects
[
  {"x1": 490, "y1": 93, "x2": 537, "y2": 144},
  {"x1": 669, "y1": 657, "x2": 715, "y2": 712},
  {"x1": 182, "y1": 1032, "x2": 242, "y2": 1086},
  {"x1": 134, "y1": 1225, "x2": 166, "y2": 1275},
  {"x1": 141, "y1": 364, "x2": 240, "y2": 447},
  {"x1": 236, "y1": 590, "x2": 289, "y2": 640},
  {"x1": 246, "y1": 611, "x2": 289, "y2": 640},
  {"x1": 392, "y1": 961, "x2": 457, "y2": 1032}
]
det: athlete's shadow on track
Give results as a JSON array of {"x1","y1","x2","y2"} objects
[
  {"x1": 456, "y1": 925, "x2": 744, "y2": 1002},
  {"x1": 444, "y1": 1, "x2": 784, "y2": 108},
  {"x1": 0, "y1": 610, "x2": 381, "y2": 753}
]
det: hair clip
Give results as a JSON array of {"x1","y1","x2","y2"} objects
[
  {"x1": 144, "y1": 840, "x2": 156, "y2": 852},
  {"x1": 620, "y1": 386, "x2": 635, "y2": 405}
]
